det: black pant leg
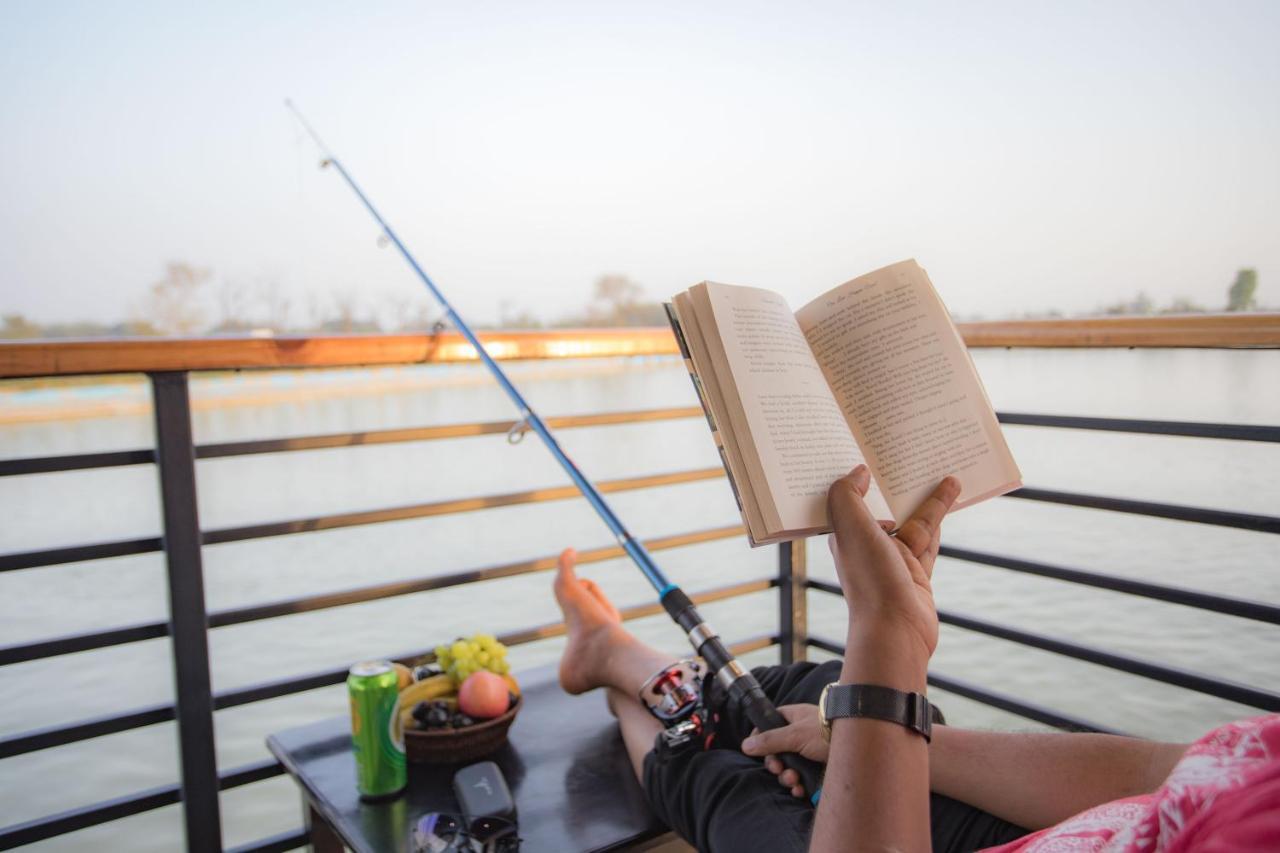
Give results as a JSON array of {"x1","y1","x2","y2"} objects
[{"x1": 643, "y1": 661, "x2": 1030, "y2": 852}]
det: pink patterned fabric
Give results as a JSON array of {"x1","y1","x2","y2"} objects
[{"x1": 984, "y1": 714, "x2": 1280, "y2": 852}]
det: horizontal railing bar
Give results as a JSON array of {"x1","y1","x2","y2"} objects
[
  {"x1": 935, "y1": 609, "x2": 1280, "y2": 710},
  {"x1": 936, "y1": 546, "x2": 1280, "y2": 624},
  {"x1": 723, "y1": 633, "x2": 780, "y2": 657},
  {"x1": 0, "y1": 758, "x2": 283, "y2": 850},
  {"x1": 0, "y1": 467, "x2": 727, "y2": 572},
  {"x1": 4, "y1": 315, "x2": 1279, "y2": 378},
  {"x1": 0, "y1": 623, "x2": 169, "y2": 667},
  {"x1": 0, "y1": 449, "x2": 155, "y2": 477},
  {"x1": 804, "y1": 635, "x2": 1123, "y2": 734},
  {"x1": 927, "y1": 671, "x2": 1124, "y2": 735},
  {"x1": 196, "y1": 406, "x2": 705, "y2": 459},
  {"x1": 0, "y1": 524, "x2": 744, "y2": 666},
  {"x1": 0, "y1": 537, "x2": 162, "y2": 574},
  {"x1": 0, "y1": 780, "x2": 179, "y2": 850},
  {"x1": 3, "y1": 407, "x2": 1273, "y2": 479},
  {"x1": 0, "y1": 704, "x2": 176, "y2": 760},
  {"x1": 225, "y1": 829, "x2": 309, "y2": 853},
  {"x1": 997, "y1": 412, "x2": 1280, "y2": 443},
  {"x1": 0, "y1": 406, "x2": 705, "y2": 476},
  {"x1": 1007, "y1": 487, "x2": 1280, "y2": 534},
  {"x1": 806, "y1": 580, "x2": 1278, "y2": 709},
  {"x1": 0, "y1": 581, "x2": 772, "y2": 758},
  {"x1": 202, "y1": 466, "x2": 725, "y2": 545},
  {"x1": 207, "y1": 524, "x2": 743, "y2": 629},
  {"x1": 215, "y1": 580, "x2": 777, "y2": 709},
  {"x1": 0, "y1": 328, "x2": 684, "y2": 377}
]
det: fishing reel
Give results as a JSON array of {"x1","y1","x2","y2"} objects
[{"x1": 638, "y1": 659, "x2": 706, "y2": 750}]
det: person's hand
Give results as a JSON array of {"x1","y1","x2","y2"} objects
[
  {"x1": 740, "y1": 704, "x2": 826, "y2": 798},
  {"x1": 828, "y1": 466, "x2": 960, "y2": 668}
]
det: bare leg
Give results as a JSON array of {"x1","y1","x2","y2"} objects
[{"x1": 553, "y1": 548, "x2": 671, "y2": 780}]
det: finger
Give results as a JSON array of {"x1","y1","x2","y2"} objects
[
  {"x1": 742, "y1": 724, "x2": 797, "y2": 757},
  {"x1": 895, "y1": 476, "x2": 961, "y2": 556},
  {"x1": 791, "y1": 784, "x2": 806, "y2": 798},
  {"x1": 879, "y1": 520, "x2": 896, "y2": 532},
  {"x1": 765, "y1": 756, "x2": 782, "y2": 775},
  {"x1": 780, "y1": 769, "x2": 799, "y2": 788},
  {"x1": 827, "y1": 465, "x2": 884, "y2": 551},
  {"x1": 924, "y1": 523, "x2": 942, "y2": 565}
]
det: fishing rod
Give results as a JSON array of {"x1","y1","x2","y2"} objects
[{"x1": 286, "y1": 100, "x2": 823, "y2": 798}]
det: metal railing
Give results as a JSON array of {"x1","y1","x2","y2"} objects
[{"x1": 1, "y1": 316, "x2": 1278, "y2": 851}]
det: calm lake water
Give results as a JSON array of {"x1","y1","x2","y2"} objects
[{"x1": 1, "y1": 349, "x2": 1278, "y2": 851}]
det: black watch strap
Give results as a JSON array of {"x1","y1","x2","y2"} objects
[{"x1": 823, "y1": 684, "x2": 933, "y2": 742}]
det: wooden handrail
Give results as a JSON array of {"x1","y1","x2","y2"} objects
[{"x1": 2, "y1": 315, "x2": 1277, "y2": 378}]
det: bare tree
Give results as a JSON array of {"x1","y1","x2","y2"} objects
[
  {"x1": 255, "y1": 279, "x2": 292, "y2": 331},
  {"x1": 146, "y1": 262, "x2": 211, "y2": 335}
]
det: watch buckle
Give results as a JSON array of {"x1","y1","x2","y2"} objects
[{"x1": 907, "y1": 693, "x2": 933, "y2": 742}]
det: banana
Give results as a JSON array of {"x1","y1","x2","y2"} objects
[
  {"x1": 398, "y1": 673, "x2": 455, "y2": 707},
  {"x1": 503, "y1": 674, "x2": 521, "y2": 697}
]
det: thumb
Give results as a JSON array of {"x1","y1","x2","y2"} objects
[
  {"x1": 827, "y1": 464, "x2": 883, "y2": 549},
  {"x1": 741, "y1": 723, "x2": 799, "y2": 757}
]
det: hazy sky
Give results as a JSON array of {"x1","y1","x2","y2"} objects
[{"x1": 1, "y1": 1, "x2": 1277, "y2": 327}]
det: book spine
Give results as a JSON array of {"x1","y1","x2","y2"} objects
[{"x1": 663, "y1": 303, "x2": 744, "y2": 517}]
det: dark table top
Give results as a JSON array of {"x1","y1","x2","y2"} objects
[{"x1": 266, "y1": 664, "x2": 666, "y2": 853}]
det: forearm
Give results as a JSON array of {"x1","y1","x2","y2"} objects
[
  {"x1": 810, "y1": 626, "x2": 931, "y2": 853},
  {"x1": 929, "y1": 727, "x2": 1187, "y2": 830}
]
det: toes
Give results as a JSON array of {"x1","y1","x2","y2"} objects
[
  {"x1": 580, "y1": 578, "x2": 621, "y2": 619},
  {"x1": 554, "y1": 548, "x2": 578, "y2": 595}
]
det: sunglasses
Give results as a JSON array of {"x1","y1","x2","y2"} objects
[{"x1": 412, "y1": 812, "x2": 520, "y2": 853}]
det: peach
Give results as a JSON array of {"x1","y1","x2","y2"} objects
[{"x1": 458, "y1": 671, "x2": 510, "y2": 719}]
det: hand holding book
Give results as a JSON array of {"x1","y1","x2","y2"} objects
[{"x1": 667, "y1": 259, "x2": 1021, "y2": 545}]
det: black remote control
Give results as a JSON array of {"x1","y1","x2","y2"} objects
[{"x1": 453, "y1": 761, "x2": 516, "y2": 823}]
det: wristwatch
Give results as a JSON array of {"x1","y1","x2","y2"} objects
[{"x1": 818, "y1": 683, "x2": 933, "y2": 743}]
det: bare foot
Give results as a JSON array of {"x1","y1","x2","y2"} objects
[{"x1": 554, "y1": 548, "x2": 626, "y2": 694}]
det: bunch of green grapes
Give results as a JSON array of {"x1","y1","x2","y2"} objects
[{"x1": 434, "y1": 633, "x2": 511, "y2": 685}]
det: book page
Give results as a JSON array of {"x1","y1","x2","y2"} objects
[
  {"x1": 670, "y1": 294, "x2": 771, "y2": 543},
  {"x1": 692, "y1": 283, "x2": 890, "y2": 534},
  {"x1": 795, "y1": 260, "x2": 1020, "y2": 524}
]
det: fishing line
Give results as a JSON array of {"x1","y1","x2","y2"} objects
[{"x1": 285, "y1": 99, "x2": 824, "y2": 800}]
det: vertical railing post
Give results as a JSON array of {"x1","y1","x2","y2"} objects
[
  {"x1": 777, "y1": 539, "x2": 808, "y2": 665},
  {"x1": 151, "y1": 372, "x2": 221, "y2": 853}
]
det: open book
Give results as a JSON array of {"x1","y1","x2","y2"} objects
[{"x1": 667, "y1": 259, "x2": 1021, "y2": 546}]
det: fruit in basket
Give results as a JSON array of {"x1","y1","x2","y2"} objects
[
  {"x1": 425, "y1": 705, "x2": 450, "y2": 729},
  {"x1": 434, "y1": 633, "x2": 511, "y2": 685},
  {"x1": 392, "y1": 662, "x2": 414, "y2": 691},
  {"x1": 458, "y1": 671, "x2": 511, "y2": 719},
  {"x1": 412, "y1": 663, "x2": 442, "y2": 682},
  {"x1": 399, "y1": 673, "x2": 455, "y2": 707}
]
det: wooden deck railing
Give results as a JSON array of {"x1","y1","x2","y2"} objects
[
  {"x1": 2, "y1": 314, "x2": 1278, "y2": 378},
  {"x1": 1, "y1": 317, "x2": 1278, "y2": 851}
]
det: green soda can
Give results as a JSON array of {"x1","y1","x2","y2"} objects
[{"x1": 347, "y1": 660, "x2": 406, "y2": 800}]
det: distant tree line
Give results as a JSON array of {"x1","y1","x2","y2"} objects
[
  {"x1": 1092, "y1": 268, "x2": 1260, "y2": 317},
  {"x1": 0, "y1": 264, "x2": 1265, "y2": 340}
]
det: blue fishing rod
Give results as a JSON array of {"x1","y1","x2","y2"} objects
[{"x1": 286, "y1": 100, "x2": 822, "y2": 798}]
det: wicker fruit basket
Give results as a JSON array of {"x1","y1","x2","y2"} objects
[{"x1": 404, "y1": 695, "x2": 521, "y2": 764}]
